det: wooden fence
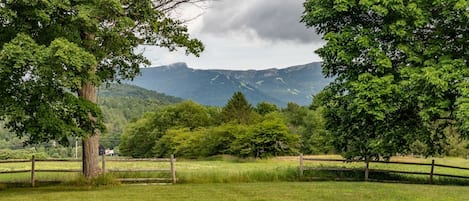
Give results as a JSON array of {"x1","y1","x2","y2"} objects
[
  {"x1": 299, "y1": 154, "x2": 469, "y2": 184},
  {"x1": 0, "y1": 155, "x2": 176, "y2": 187}
]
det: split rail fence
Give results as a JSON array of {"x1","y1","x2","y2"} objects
[
  {"x1": 0, "y1": 155, "x2": 176, "y2": 187},
  {"x1": 299, "y1": 154, "x2": 469, "y2": 184}
]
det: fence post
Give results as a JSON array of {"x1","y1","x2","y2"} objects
[
  {"x1": 299, "y1": 153, "x2": 304, "y2": 179},
  {"x1": 31, "y1": 155, "x2": 35, "y2": 187},
  {"x1": 429, "y1": 159, "x2": 435, "y2": 184},
  {"x1": 102, "y1": 154, "x2": 106, "y2": 175},
  {"x1": 364, "y1": 158, "x2": 369, "y2": 181},
  {"x1": 170, "y1": 154, "x2": 176, "y2": 184}
]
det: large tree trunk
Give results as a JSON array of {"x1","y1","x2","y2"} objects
[{"x1": 79, "y1": 82, "x2": 101, "y2": 179}]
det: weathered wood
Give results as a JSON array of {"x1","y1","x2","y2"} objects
[
  {"x1": 0, "y1": 170, "x2": 30, "y2": 174},
  {"x1": 432, "y1": 173, "x2": 469, "y2": 180},
  {"x1": 299, "y1": 153, "x2": 304, "y2": 178},
  {"x1": 170, "y1": 154, "x2": 176, "y2": 184},
  {"x1": 1, "y1": 156, "x2": 176, "y2": 184},
  {"x1": 35, "y1": 159, "x2": 81, "y2": 162},
  {"x1": 303, "y1": 158, "x2": 348, "y2": 162},
  {"x1": 31, "y1": 155, "x2": 35, "y2": 187},
  {"x1": 34, "y1": 169, "x2": 81, "y2": 173},
  {"x1": 368, "y1": 160, "x2": 432, "y2": 166},
  {"x1": 302, "y1": 158, "x2": 433, "y2": 166},
  {"x1": 108, "y1": 169, "x2": 171, "y2": 173},
  {"x1": 118, "y1": 178, "x2": 172, "y2": 182},
  {"x1": 430, "y1": 159, "x2": 435, "y2": 184},
  {"x1": 307, "y1": 167, "x2": 363, "y2": 172},
  {"x1": 369, "y1": 169, "x2": 430, "y2": 176},
  {"x1": 102, "y1": 154, "x2": 106, "y2": 175},
  {"x1": 0, "y1": 160, "x2": 30, "y2": 163},
  {"x1": 107, "y1": 158, "x2": 172, "y2": 162},
  {"x1": 433, "y1": 164, "x2": 469, "y2": 170},
  {"x1": 364, "y1": 158, "x2": 370, "y2": 181}
]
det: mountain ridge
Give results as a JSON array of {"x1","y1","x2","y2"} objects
[{"x1": 129, "y1": 62, "x2": 331, "y2": 106}]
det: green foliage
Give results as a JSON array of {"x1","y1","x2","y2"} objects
[
  {"x1": 0, "y1": 0, "x2": 203, "y2": 147},
  {"x1": 152, "y1": 112, "x2": 299, "y2": 158},
  {"x1": 0, "y1": 149, "x2": 48, "y2": 160},
  {"x1": 122, "y1": 97, "x2": 300, "y2": 158},
  {"x1": 282, "y1": 102, "x2": 308, "y2": 127},
  {"x1": 255, "y1": 102, "x2": 279, "y2": 116},
  {"x1": 231, "y1": 113, "x2": 299, "y2": 158},
  {"x1": 119, "y1": 113, "x2": 162, "y2": 158},
  {"x1": 98, "y1": 84, "x2": 182, "y2": 148},
  {"x1": 222, "y1": 92, "x2": 258, "y2": 124},
  {"x1": 409, "y1": 140, "x2": 428, "y2": 157},
  {"x1": 154, "y1": 125, "x2": 237, "y2": 158},
  {"x1": 298, "y1": 107, "x2": 334, "y2": 154},
  {"x1": 120, "y1": 101, "x2": 215, "y2": 157},
  {"x1": 302, "y1": 0, "x2": 469, "y2": 160},
  {"x1": 0, "y1": 33, "x2": 103, "y2": 145}
]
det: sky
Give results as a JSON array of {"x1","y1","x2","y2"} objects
[{"x1": 142, "y1": 0, "x2": 324, "y2": 70}]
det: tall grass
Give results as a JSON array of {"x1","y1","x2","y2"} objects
[{"x1": 2, "y1": 155, "x2": 469, "y2": 186}]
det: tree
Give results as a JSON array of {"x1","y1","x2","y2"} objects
[
  {"x1": 231, "y1": 112, "x2": 299, "y2": 158},
  {"x1": 0, "y1": 0, "x2": 204, "y2": 178},
  {"x1": 255, "y1": 101, "x2": 279, "y2": 116},
  {"x1": 302, "y1": 0, "x2": 468, "y2": 173},
  {"x1": 120, "y1": 100, "x2": 213, "y2": 157},
  {"x1": 298, "y1": 107, "x2": 334, "y2": 154},
  {"x1": 221, "y1": 92, "x2": 258, "y2": 124}
]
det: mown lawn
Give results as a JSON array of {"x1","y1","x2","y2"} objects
[{"x1": 1, "y1": 182, "x2": 469, "y2": 201}]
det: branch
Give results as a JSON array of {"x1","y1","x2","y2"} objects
[{"x1": 153, "y1": 0, "x2": 214, "y2": 14}]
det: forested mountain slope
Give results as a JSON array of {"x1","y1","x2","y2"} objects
[{"x1": 129, "y1": 62, "x2": 332, "y2": 106}]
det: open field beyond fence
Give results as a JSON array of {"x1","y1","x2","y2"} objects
[{"x1": 1, "y1": 155, "x2": 469, "y2": 186}]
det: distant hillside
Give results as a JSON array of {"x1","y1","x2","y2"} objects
[
  {"x1": 98, "y1": 84, "x2": 183, "y2": 148},
  {"x1": 129, "y1": 62, "x2": 331, "y2": 106},
  {"x1": 99, "y1": 83, "x2": 183, "y2": 105}
]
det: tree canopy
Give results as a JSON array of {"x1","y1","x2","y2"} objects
[
  {"x1": 221, "y1": 92, "x2": 257, "y2": 124},
  {"x1": 0, "y1": 0, "x2": 204, "y2": 177},
  {"x1": 302, "y1": 0, "x2": 468, "y2": 160}
]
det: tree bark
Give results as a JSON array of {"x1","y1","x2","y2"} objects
[{"x1": 79, "y1": 82, "x2": 101, "y2": 179}]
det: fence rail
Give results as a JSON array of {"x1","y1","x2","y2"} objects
[
  {"x1": 0, "y1": 155, "x2": 177, "y2": 187},
  {"x1": 299, "y1": 154, "x2": 469, "y2": 184}
]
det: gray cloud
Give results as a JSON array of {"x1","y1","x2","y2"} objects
[{"x1": 201, "y1": 0, "x2": 321, "y2": 43}]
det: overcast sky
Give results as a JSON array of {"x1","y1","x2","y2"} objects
[{"x1": 142, "y1": 0, "x2": 324, "y2": 70}]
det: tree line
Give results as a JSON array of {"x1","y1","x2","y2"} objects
[
  {"x1": 119, "y1": 90, "x2": 469, "y2": 159},
  {"x1": 119, "y1": 92, "x2": 311, "y2": 158}
]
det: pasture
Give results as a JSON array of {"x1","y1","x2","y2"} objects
[
  {"x1": 1, "y1": 155, "x2": 469, "y2": 200},
  {"x1": 1, "y1": 182, "x2": 469, "y2": 201},
  {"x1": 1, "y1": 155, "x2": 469, "y2": 185}
]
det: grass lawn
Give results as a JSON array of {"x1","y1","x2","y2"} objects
[{"x1": 1, "y1": 182, "x2": 469, "y2": 201}]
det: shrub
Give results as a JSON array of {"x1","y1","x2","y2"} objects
[{"x1": 0, "y1": 149, "x2": 49, "y2": 160}]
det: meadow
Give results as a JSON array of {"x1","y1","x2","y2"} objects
[
  {"x1": 1, "y1": 182, "x2": 469, "y2": 201},
  {"x1": 2, "y1": 155, "x2": 469, "y2": 200},
  {"x1": 1, "y1": 155, "x2": 469, "y2": 184}
]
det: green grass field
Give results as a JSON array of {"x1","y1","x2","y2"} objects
[
  {"x1": 1, "y1": 156, "x2": 469, "y2": 200},
  {"x1": 1, "y1": 182, "x2": 469, "y2": 201},
  {"x1": 1, "y1": 155, "x2": 469, "y2": 184}
]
